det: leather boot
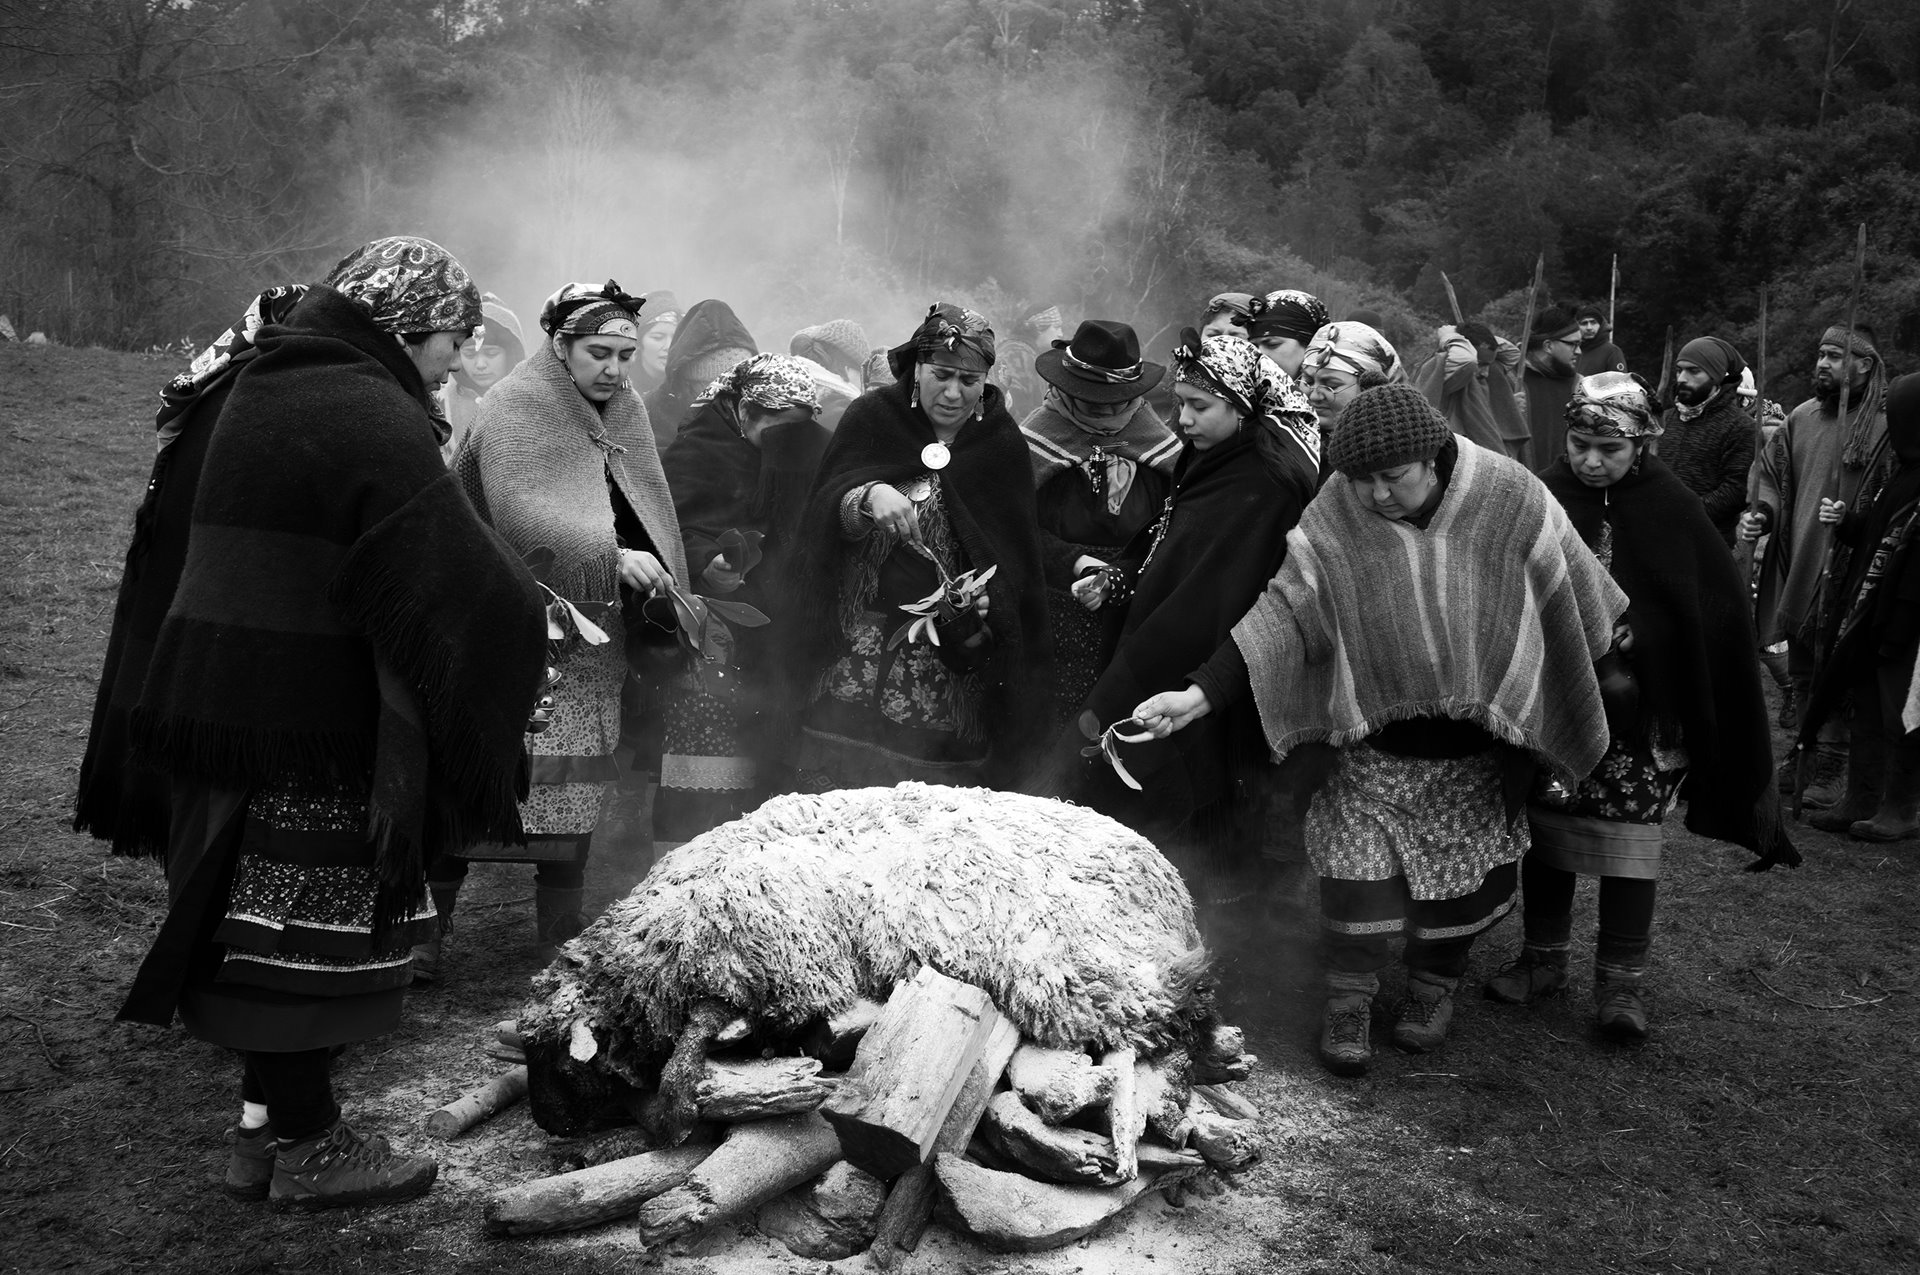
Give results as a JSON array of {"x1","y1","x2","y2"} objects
[
  {"x1": 1808, "y1": 732, "x2": 1884, "y2": 830},
  {"x1": 1851, "y1": 739, "x2": 1920, "y2": 842},
  {"x1": 409, "y1": 879, "x2": 461, "y2": 987}
]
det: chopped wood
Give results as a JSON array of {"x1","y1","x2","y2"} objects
[
  {"x1": 1193, "y1": 1082, "x2": 1259, "y2": 1122},
  {"x1": 1099, "y1": 1047, "x2": 1142, "y2": 1182},
  {"x1": 1135, "y1": 1142, "x2": 1206, "y2": 1173},
  {"x1": 639, "y1": 999, "x2": 733, "y2": 1146},
  {"x1": 932, "y1": 1151, "x2": 1204, "y2": 1253},
  {"x1": 978, "y1": 1091, "x2": 1116, "y2": 1184},
  {"x1": 756, "y1": 1160, "x2": 886, "y2": 1260},
  {"x1": 1135, "y1": 1049, "x2": 1193, "y2": 1146},
  {"x1": 696, "y1": 1056, "x2": 836, "y2": 1120},
  {"x1": 634, "y1": 1111, "x2": 843, "y2": 1251},
  {"x1": 869, "y1": 1015, "x2": 1020, "y2": 1270},
  {"x1": 804, "y1": 997, "x2": 885, "y2": 1067},
  {"x1": 1007, "y1": 1043, "x2": 1112, "y2": 1125},
  {"x1": 550, "y1": 1123, "x2": 721, "y2": 1172},
  {"x1": 426, "y1": 1065, "x2": 528, "y2": 1141},
  {"x1": 483, "y1": 1143, "x2": 715, "y2": 1236},
  {"x1": 821, "y1": 967, "x2": 1011, "y2": 1179}
]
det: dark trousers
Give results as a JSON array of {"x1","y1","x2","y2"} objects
[
  {"x1": 1520, "y1": 855, "x2": 1657, "y2": 973},
  {"x1": 240, "y1": 1048, "x2": 337, "y2": 1142}
]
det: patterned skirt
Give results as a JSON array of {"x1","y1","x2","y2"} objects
[
  {"x1": 654, "y1": 667, "x2": 757, "y2": 853},
  {"x1": 1046, "y1": 585, "x2": 1107, "y2": 728},
  {"x1": 1527, "y1": 734, "x2": 1686, "y2": 880},
  {"x1": 1307, "y1": 744, "x2": 1529, "y2": 900}
]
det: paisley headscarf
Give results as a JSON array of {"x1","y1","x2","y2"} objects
[
  {"x1": 697, "y1": 351, "x2": 822, "y2": 418},
  {"x1": 1247, "y1": 289, "x2": 1329, "y2": 345},
  {"x1": 1302, "y1": 321, "x2": 1406, "y2": 384},
  {"x1": 886, "y1": 302, "x2": 996, "y2": 377},
  {"x1": 1565, "y1": 372, "x2": 1663, "y2": 439},
  {"x1": 155, "y1": 284, "x2": 308, "y2": 449},
  {"x1": 1171, "y1": 329, "x2": 1320, "y2": 470},
  {"x1": 539, "y1": 279, "x2": 647, "y2": 339},
  {"x1": 322, "y1": 236, "x2": 483, "y2": 335}
]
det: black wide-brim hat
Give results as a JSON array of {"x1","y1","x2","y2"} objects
[{"x1": 1034, "y1": 319, "x2": 1166, "y2": 404}]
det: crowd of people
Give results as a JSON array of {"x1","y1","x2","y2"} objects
[{"x1": 78, "y1": 231, "x2": 1916, "y2": 1213}]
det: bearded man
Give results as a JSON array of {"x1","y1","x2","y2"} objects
[
  {"x1": 1575, "y1": 303, "x2": 1628, "y2": 376},
  {"x1": 1740, "y1": 323, "x2": 1891, "y2": 726},
  {"x1": 1658, "y1": 336, "x2": 1754, "y2": 546},
  {"x1": 1523, "y1": 306, "x2": 1583, "y2": 469}
]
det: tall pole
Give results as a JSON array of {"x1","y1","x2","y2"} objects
[
  {"x1": 1440, "y1": 270, "x2": 1465, "y2": 326},
  {"x1": 1607, "y1": 254, "x2": 1618, "y2": 336},
  {"x1": 1514, "y1": 253, "x2": 1546, "y2": 418}
]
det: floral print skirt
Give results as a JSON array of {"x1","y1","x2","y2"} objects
[
  {"x1": 798, "y1": 610, "x2": 987, "y2": 788},
  {"x1": 1527, "y1": 733, "x2": 1686, "y2": 880}
]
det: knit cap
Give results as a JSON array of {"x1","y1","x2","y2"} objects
[
  {"x1": 683, "y1": 345, "x2": 756, "y2": 387},
  {"x1": 790, "y1": 320, "x2": 871, "y2": 374},
  {"x1": 1327, "y1": 383, "x2": 1452, "y2": 478}
]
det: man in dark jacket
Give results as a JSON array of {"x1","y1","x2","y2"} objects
[
  {"x1": 1524, "y1": 306, "x2": 1583, "y2": 469},
  {"x1": 1575, "y1": 303, "x2": 1628, "y2": 376},
  {"x1": 1658, "y1": 336, "x2": 1756, "y2": 547}
]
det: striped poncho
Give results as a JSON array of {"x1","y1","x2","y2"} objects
[{"x1": 1231, "y1": 437, "x2": 1627, "y2": 782}]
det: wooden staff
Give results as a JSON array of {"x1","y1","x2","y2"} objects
[
  {"x1": 1654, "y1": 326, "x2": 1677, "y2": 407},
  {"x1": 1514, "y1": 253, "x2": 1546, "y2": 415},
  {"x1": 1440, "y1": 270, "x2": 1465, "y2": 326},
  {"x1": 1734, "y1": 284, "x2": 1769, "y2": 586},
  {"x1": 1607, "y1": 254, "x2": 1619, "y2": 335}
]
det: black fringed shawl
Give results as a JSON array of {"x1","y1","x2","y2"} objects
[
  {"x1": 1540, "y1": 453, "x2": 1796, "y2": 868},
  {"x1": 129, "y1": 286, "x2": 550, "y2": 911},
  {"x1": 784, "y1": 380, "x2": 1053, "y2": 782}
]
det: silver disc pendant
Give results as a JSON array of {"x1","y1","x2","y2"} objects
[{"x1": 920, "y1": 442, "x2": 951, "y2": 470}]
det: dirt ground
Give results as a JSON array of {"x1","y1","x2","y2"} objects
[{"x1": 3, "y1": 342, "x2": 1917, "y2": 1274}]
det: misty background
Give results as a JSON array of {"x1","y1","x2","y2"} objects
[{"x1": 4, "y1": 0, "x2": 1920, "y2": 401}]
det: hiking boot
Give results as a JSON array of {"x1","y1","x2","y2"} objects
[
  {"x1": 269, "y1": 1119, "x2": 437, "y2": 1211},
  {"x1": 1594, "y1": 980, "x2": 1649, "y2": 1041},
  {"x1": 408, "y1": 880, "x2": 461, "y2": 988},
  {"x1": 1391, "y1": 972, "x2": 1457, "y2": 1053},
  {"x1": 1317, "y1": 994, "x2": 1373, "y2": 1077},
  {"x1": 1483, "y1": 946, "x2": 1570, "y2": 1004},
  {"x1": 224, "y1": 1123, "x2": 275, "y2": 1201}
]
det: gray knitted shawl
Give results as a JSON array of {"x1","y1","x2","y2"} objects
[{"x1": 456, "y1": 343, "x2": 686, "y2": 601}]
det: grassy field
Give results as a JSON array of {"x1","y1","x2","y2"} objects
[{"x1": 1, "y1": 342, "x2": 1915, "y2": 1274}]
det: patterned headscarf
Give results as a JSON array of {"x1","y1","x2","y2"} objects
[
  {"x1": 697, "y1": 352, "x2": 822, "y2": 418},
  {"x1": 1204, "y1": 292, "x2": 1256, "y2": 325},
  {"x1": 540, "y1": 279, "x2": 647, "y2": 339},
  {"x1": 156, "y1": 284, "x2": 309, "y2": 449},
  {"x1": 1247, "y1": 290, "x2": 1329, "y2": 345},
  {"x1": 1302, "y1": 321, "x2": 1406, "y2": 384},
  {"x1": 323, "y1": 236, "x2": 482, "y2": 335},
  {"x1": 1565, "y1": 372, "x2": 1663, "y2": 439},
  {"x1": 886, "y1": 302, "x2": 996, "y2": 377},
  {"x1": 1171, "y1": 329, "x2": 1320, "y2": 469}
]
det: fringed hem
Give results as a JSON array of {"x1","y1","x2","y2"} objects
[
  {"x1": 1266, "y1": 696, "x2": 1598, "y2": 782},
  {"x1": 129, "y1": 710, "x2": 373, "y2": 792}
]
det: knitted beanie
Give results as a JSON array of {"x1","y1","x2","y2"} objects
[
  {"x1": 683, "y1": 345, "x2": 755, "y2": 387},
  {"x1": 790, "y1": 320, "x2": 870, "y2": 374},
  {"x1": 1327, "y1": 383, "x2": 1452, "y2": 478}
]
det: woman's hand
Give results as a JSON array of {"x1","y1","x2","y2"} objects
[
  {"x1": 973, "y1": 591, "x2": 990, "y2": 619},
  {"x1": 1131, "y1": 685, "x2": 1212, "y2": 738},
  {"x1": 865, "y1": 483, "x2": 922, "y2": 544},
  {"x1": 1818, "y1": 498, "x2": 1846, "y2": 526},
  {"x1": 703, "y1": 552, "x2": 743, "y2": 594},
  {"x1": 1736, "y1": 510, "x2": 1767, "y2": 542},
  {"x1": 1611, "y1": 618, "x2": 1635, "y2": 655},
  {"x1": 1071, "y1": 571, "x2": 1109, "y2": 610},
  {"x1": 618, "y1": 548, "x2": 672, "y2": 594}
]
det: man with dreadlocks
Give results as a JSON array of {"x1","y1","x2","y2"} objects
[{"x1": 1739, "y1": 323, "x2": 1891, "y2": 742}]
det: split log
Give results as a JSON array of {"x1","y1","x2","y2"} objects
[
  {"x1": 1135, "y1": 1050, "x2": 1193, "y2": 1146},
  {"x1": 821, "y1": 967, "x2": 1011, "y2": 1179},
  {"x1": 1187, "y1": 1089, "x2": 1260, "y2": 1171},
  {"x1": 869, "y1": 1015, "x2": 1021, "y2": 1270},
  {"x1": 804, "y1": 997, "x2": 885, "y2": 1067},
  {"x1": 1099, "y1": 1047, "x2": 1142, "y2": 1182},
  {"x1": 978, "y1": 1091, "x2": 1116, "y2": 1184},
  {"x1": 756, "y1": 1160, "x2": 886, "y2": 1260},
  {"x1": 696, "y1": 1057, "x2": 835, "y2": 1120},
  {"x1": 483, "y1": 1143, "x2": 715, "y2": 1236},
  {"x1": 1007, "y1": 1044, "x2": 1113, "y2": 1125},
  {"x1": 634, "y1": 1111, "x2": 842, "y2": 1251},
  {"x1": 1193, "y1": 1082, "x2": 1259, "y2": 1122},
  {"x1": 426, "y1": 1066, "x2": 528, "y2": 1140},
  {"x1": 1136, "y1": 1142, "x2": 1207, "y2": 1173},
  {"x1": 933, "y1": 1152, "x2": 1203, "y2": 1253}
]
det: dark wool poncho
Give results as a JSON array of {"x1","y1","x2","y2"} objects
[
  {"x1": 1540, "y1": 454, "x2": 1795, "y2": 868},
  {"x1": 1065, "y1": 426, "x2": 1317, "y2": 817},
  {"x1": 130, "y1": 287, "x2": 550, "y2": 904},
  {"x1": 1656, "y1": 390, "x2": 1757, "y2": 547},
  {"x1": 785, "y1": 380, "x2": 1053, "y2": 782}
]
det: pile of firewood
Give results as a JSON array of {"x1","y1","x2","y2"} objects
[{"x1": 476, "y1": 964, "x2": 1260, "y2": 1260}]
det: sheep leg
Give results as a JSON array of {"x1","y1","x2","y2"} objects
[{"x1": 642, "y1": 999, "x2": 733, "y2": 1146}]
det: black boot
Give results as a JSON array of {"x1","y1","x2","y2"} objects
[
  {"x1": 1851, "y1": 738, "x2": 1920, "y2": 842},
  {"x1": 409, "y1": 879, "x2": 461, "y2": 987},
  {"x1": 1808, "y1": 733, "x2": 1884, "y2": 830}
]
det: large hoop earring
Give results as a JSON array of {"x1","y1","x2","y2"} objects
[{"x1": 910, "y1": 381, "x2": 920, "y2": 409}]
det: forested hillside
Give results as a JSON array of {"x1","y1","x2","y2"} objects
[{"x1": 4, "y1": 0, "x2": 1916, "y2": 399}]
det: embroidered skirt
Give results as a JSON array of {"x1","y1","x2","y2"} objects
[
  {"x1": 1527, "y1": 734, "x2": 1686, "y2": 880},
  {"x1": 797, "y1": 611, "x2": 987, "y2": 788},
  {"x1": 654, "y1": 668, "x2": 757, "y2": 853}
]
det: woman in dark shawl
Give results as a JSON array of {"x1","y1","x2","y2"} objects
[
  {"x1": 1020, "y1": 319, "x2": 1179, "y2": 721},
  {"x1": 785, "y1": 302, "x2": 1052, "y2": 789},
  {"x1": 655, "y1": 352, "x2": 829, "y2": 849},
  {"x1": 1053, "y1": 331, "x2": 1316, "y2": 899},
  {"x1": 1489, "y1": 373, "x2": 1795, "y2": 1041},
  {"x1": 93, "y1": 236, "x2": 547, "y2": 1208},
  {"x1": 643, "y1": 298, "x2": 757, "y2": 451},
  {"x1": 1798, "y1": 372, "x2": 1920, "y2": 841},
  {"x1": 441, "y1": 280, "x2": 686, "y2": 958}
]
